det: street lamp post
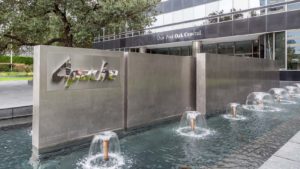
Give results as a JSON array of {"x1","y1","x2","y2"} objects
[{"x1": 10, "y1": 38, "x2": 13, "y2": 72}]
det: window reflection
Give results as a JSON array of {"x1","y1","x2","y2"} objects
[
  {"x1": 218, "y1": 42, "x2": 234, "y2": 55},
  {"x1": 194, "y1": 5, "x2": 206, "y2": 19},
  {"x1": 234, "y1": 0, "x2": 249, "y2": 10},
  {"x1": 202, "y1": 44, "x2": 217, "y2": 54},
  {"x1": 150, "y1": 0, "x2": 298, "y2": 29},
  {"x1": 148, "y1": 46, "x2": 192, "y2": 56},
  {"x1": 275, "y1": 32, "x2": 286, "y2": 68},
  {"x1": 202, "y1": 40, "x2": 261, "y2": 58},
  {"x1": 206, "y1": 1, "x2": 220, "y2": 19},
  {"x1": 219, "y1": 0, "x2": 233, "y2": 13},
  {"x1": 266, "y1": 33, "x2": 273, "y2": 60},
  {"x1": 267, "y1": 0, "x2": 285, "y2": 4},
  {"x1": 288, "y1": 2, "x2": 300, "y2": 11},
  {"x1": 267, "y1": 0, "x2": 285, "y2": 13},
  {"x1": 235, "y1": 41, "x2": 252, "y2": 54},
  {"x1": 249, "y1": 0, "x2": 266, "y2": 8},
  {"x1": 288, "y1": 30, "x2": 300, "y2": 70}
]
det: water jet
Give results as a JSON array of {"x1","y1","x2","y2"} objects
[
  {"x1": 242, "y1": 92, "x2": 281, "y2": 112},
  {"x1": 176, "y1": 111, "x2": 215, "y2": 138},
  {"x1": 268, "y1": 88, "x2": 296, "y2": 104},
  {"x1": 223, "y1": 103, "x2": 247, "y2": 120},
  {"x1": 79, "y1": 131, "x2": 125, "y2": 169},
  {"x1": 285, "y1": 86, "x2": 300, "y2": 98}
]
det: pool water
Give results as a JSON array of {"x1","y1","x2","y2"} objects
[{"x1": 1, "y1": 102, "x2": 300, "y2": 169}]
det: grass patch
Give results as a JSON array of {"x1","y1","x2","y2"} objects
[
  {"x1": 0, "y1": 72, "x2": 33, "y2": 77},
  {"x1": 0, "y1": 77, "x2": 33, "y2": 81}
]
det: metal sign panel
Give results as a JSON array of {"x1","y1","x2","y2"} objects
[{"x1": 47, "y1": 54, "x2": 121, "y2": 91}]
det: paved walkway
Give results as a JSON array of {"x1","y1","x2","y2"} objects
[
  {"x1": 0, "y1": 81, "x2": 32, "y2": 109},
  {"x1": 259, "y1": 131, "x2": 300, "y2": 169}
]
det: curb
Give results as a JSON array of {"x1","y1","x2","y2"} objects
[{"x1": 0, "y1": 105, "x2": 32, "y2": 120}]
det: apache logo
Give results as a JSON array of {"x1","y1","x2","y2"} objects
[{"x1": 52, "y1": 58, "x2": 119, "y2": 88}]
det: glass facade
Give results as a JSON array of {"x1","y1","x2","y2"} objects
[
  {"x1": 266, "y1": 33, "x2": 274, "y2": 60},
  {"x1": 150, "y1": 0, "x2": 271, "y2": 32},
  {"x1": 218, "y1": 42, "x2": 234, "y2": 55},
  {"x1": 148, "y1": 46, "x2": 193, "y2": 56},
  {"x1": 135, "y1": 30, "x2": 296, "y2": 70},
  {"x1": 147, "y1": 0, "x2": 300, "y2": 34},
  {"x1": 118, "y1": 1, "x2": 300, "y2": 71},
  {"x1": 202, "y1": 40, "x2": 260, "y2": 58},
  {"x1": 275, "y1": 32, "x2": 286, "y2": 68},
  {"x1": 287, "y1": 30, "x2": 300, "y2": 70}
]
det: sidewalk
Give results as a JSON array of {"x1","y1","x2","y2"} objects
[
  {"x1": 259, "y1": 131, "x2": 300, "y2": 169},
  {"x1": 0, "y1": 80, "x2": 32, "y2": 109},
  {"x1": 0, "y1": 81, "x2": 32, "y2": 121}
]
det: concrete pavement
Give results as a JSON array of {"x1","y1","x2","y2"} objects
[
  {"x1": 0, "y1": 81, "x2": 32, "y2": 109},
  {"x1": 0, "y1": 81, "x2": 32, "y2": 121},
  {"x1": 259, "y1": 131, "x2": 300, "y2": 169}
]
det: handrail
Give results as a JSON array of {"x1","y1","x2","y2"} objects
[{"x1": 94, "y1": 0, "x2": 300, "y2": 43}]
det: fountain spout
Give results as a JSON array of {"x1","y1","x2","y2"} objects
[
  {"x1": 231, "y1": 105, "x2": 237, "y2": 118},
  {"x1": 223, "y1": 103, "x2": 246, "y2": 121},
  {"x1": 257, "y1": 100, "x2": 264, "y2": 109},
  {"x1": 190, "y1": 118, "x2": 196, "y2": 131},
  {"x1": 103, "y1": 139, "x2": 110, "y2": 161},
  {"x1": 187, "y1": 111, "x2": 201, "y2": 131},
  {"x1": 177, "y1": 111, "x2": 214, "y2": 138},
  {"x1": 274, "y1": 94, "x2": 281, "y2": 102},
  {"x1": 79, "y1": 131, "x2": 125, "y2": 168}
]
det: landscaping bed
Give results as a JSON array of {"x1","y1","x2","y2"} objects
[{"x1": 0, "y1": 56, "x2": 33, "y2": 81}]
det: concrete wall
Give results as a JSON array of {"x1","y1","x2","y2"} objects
[
  {"x1": 196, "y1": 53, "x2": 280, "y2": 116},
  {"x1": 33, "y1": 47, "x2": 280, "y2": 154},
  {"x1": 33, "y1": 46, "x2": 195, "y2": 154},
  {"x1": 126, "y1": 53, "x2": 195, "y2": 128},
  {"x1": 33, "y1": 46, "x2": 124, "y2": 153}
]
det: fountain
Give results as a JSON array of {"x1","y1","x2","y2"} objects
[
  {"x1": 176, "y1": 111, "x2": 214, "y2": 138},
  {"x1": 78, "y1": 131, "x2": 125, "y2": 169},
  {"x1": 242, "y1": 92, "x2": 281, "y2": 112},
  {"x1": 268, "y1": 88, "x2": 296, "y2": 104},
  {"x1": 285, "y1": 86, "x2": 300, "y2": 98},
  {"x1": 223, "y1": 103, "x2": 247, "y2": 120}
]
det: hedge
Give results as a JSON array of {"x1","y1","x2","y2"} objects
[
  {"x1": 0, "y1": 63, "x2": 33, "y2": 72},
  {"x1": 0, "y1": 56, "x2": 33, "y2": 65}
]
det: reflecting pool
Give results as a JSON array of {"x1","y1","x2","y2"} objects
[{"x1": 1, "y1": 100, "x2": 300, "y2": 169}]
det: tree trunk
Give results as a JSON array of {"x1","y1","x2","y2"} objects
[{"x1": 63, "y1": 25, "x2": 73, "y2": 47}]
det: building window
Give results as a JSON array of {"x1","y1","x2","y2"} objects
[
  {"x1": 149, "y1": 46, "x2": 192, "y2": 56},
  {"x1": 219, "y1": 0, "x2": 233, "y2": 13},
  {"x1": 275, "y1": 32, "x2": 286, "y2": 69},
  {"x1": 235, "y1": 41, "x2": 253, "y2": 57},
  {"x1": 218, "y1": 42, "x2": 234, "y2": 55},
  {"x1": 266, "y1": 33, "x2": 274, "y2": 60},
  {"x1": 288, "y1": 2, "x2": 300, "y2": 11},
  {"x1": 253, "y1": 40, "x2": 260, "y2": 58},
  {"x1": 202, "y1": 44, "x2": 217, "y2": 54},
  {"x1": 249, "y1": 0, "x2": 267, "y2": 16},
  {"x1": 267, "y1": 0, "x2": 285, "y2": 14},
  {"x1": 202, "y1": 40, "x2": 261, "y2": 57},
  {"x1": 287, "y1": 30, "x2": 300, "y2": 70},
  {"x1": 233, "y1": 0, "x2": 249, "y2": 10}
]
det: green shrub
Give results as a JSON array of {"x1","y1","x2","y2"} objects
[
  {"x1": 0, "y1": 64, "x2": 13, "y2": 72},
  {"x1": 0, "y1": 63, "x2": 33, "y2": 72},
  {"x1": 13, "y1": 64, "x2": 33, "y2": 72},
  {"x1": 0, "y1": 56, "x2": 33, "y2": 65}
]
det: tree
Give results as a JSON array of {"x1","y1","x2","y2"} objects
[{"x1": 0, "y1": 0, "x2": 159, "y2": 53}]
